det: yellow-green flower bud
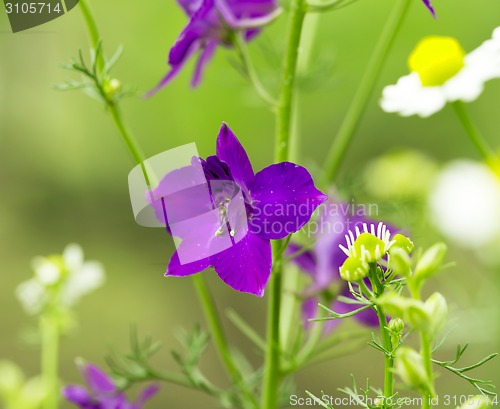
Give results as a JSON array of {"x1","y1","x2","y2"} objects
[
  {"x1": 395, "y1": 347, "x2": 431, "y2": 392},
  {"x1": 456, "y1": 396, "x2": 491, "y2": 409},
  {"x1": 424, "y1": 292, "x2": 447, "y2": 338},
  {"x1": 388, "y1": 317, "x2": 405, "y2": 333},
  {"x1": 339, "y1": 257, "x2": 369, "y2": 281},
  {"x1": 352, "y1": 233, "x2": 386, "y2": 262},
  {"x1": 377, "y1": 294, "x2": 430, "y2": 331},
  {"x1": 406, "y1": 303, "x2": 430, "y2": 330},
  {"x1": 388, "y1": 318, "x2": 405, "y2": 348},
  {"x1": 413, "y1": 243, "x2": 447, "y2": 283},
  {"x1": 390, "y1": 234, "x2": 414, "y2": 254},
  {"x1": 103, "y1": 78, "x2": 122, "y2": 99},
  {"x1": 388, "y1": 247, "x2": 412, "y2": 277},
  {"x1": 377, "y1": 293, "x2": 409, "y2": 318}
]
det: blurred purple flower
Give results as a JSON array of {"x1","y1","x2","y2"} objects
[
  {"x1": 63, "y1": 363, "x2": 158, "y2": 409},
  {"x1": 149, "y1": 123, "x2": 327, "y2": 297},
  {"x1": 288, "y1": 201, "x2": 390, "y2": 333},
  {"x1": 147, "y1": 0, "x2": 280, "y2": 95}
]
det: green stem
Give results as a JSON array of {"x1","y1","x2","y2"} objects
[
  {"x1": 377, "y1": 306, "x2": 394, "y2": 407},
  {"x1": 79, "y1": 0, "x2": 104, "y2": 72},
  {"x1": 41, "y1": 314, "x2": 59, "y2": 409},
  {"x1": 452, "y1": 101, "x2": 496, "y2": 162},
  {"x1": 274, "y1": 0, "x2": 306, "y2": 163},
  {"x1": 262, "y1": 242, "x2": 284, "y2": 409},
  {"x1": 369, "y1": 266, "x2": 394, "y2": 408},
  {"x1": 108, "y1": 104, "x2": 150, "y2": 185},
  {"x1": 193, "y1": 276, "x2": 257, "y2": 409},
  {"x1": 420, "y1": 331, "x2": 436, "y2": 409},
  {"x1": 262, "y1": 0, "x2": 306, "y2": 407},
  {"x1": 233, "y1": 34, "x2": 277, "y2": 106},
  {"x1": 321, "y1": 0, "x2": 411, "y2": 185},
  {"x1": 79, "y1": 0, "x2": 150, "y2": 185}
]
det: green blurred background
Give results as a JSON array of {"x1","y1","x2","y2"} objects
[{"x1": 1, "y1": 0, "x2": 499, "y2": 407}]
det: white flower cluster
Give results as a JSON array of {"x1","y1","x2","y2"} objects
[{"x1": 16, "y1": 244, "x2": 105, "y2": 315}]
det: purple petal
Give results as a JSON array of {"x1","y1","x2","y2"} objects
[
  {"x1": 62, "y1": 385, "x2": 92, "y2": 406},
  {"x1": 335, "y1": 284, "x2": 379, "y2": 328},
  {"x1": 135, "y1": 385, "x2": 160, "y2": 408},
  {"x1": 178, "y1": 0, "x2": 203, "y2": 16},
  {"x1": 146, "y1": 35, "x2": 201, "y2": 97},
  {"x1": 148, "y1": 161, "x2": 214, "y2": 233},
  {"x1": 191, "y1": 41, "x2": 217, "y2": 87},
  {"x1": 287, "y1": 243, "x2": 316, "y2": 277},
  {"x1": 249, "y1": 162, "x2": 327, "y2": 240},
  {"x1": 422, "y1": 0, "x2": 436, "y2": 17},
  {"x1": 216, "y1": 123, "x2": 255, "y2": 190},
  {"x1": 83, "y1": 364, "x2": 115, "y2": 394},
  {"x1": 167, "y1": 247, "x2": 211, "y2": 277},
  {"x1": 354, "y1": 305, "x2": 381, "y2": 327},
  {"x1": 302, "y1": 297, "x2": 318, "y2": 329},
  {"x1": 302, "y1": 297, "x2": 339, "y2": 334},
  {"x1": 210, "y1": 233, "x2": 271, "y2": 297}
]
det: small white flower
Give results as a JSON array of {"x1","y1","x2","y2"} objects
[
  {"x1": 32, "y1": 257, "x2": 61, "y2": 285},
  {"x1": 381, "y1": 28, "x2": 500, "y2": 118},
  {"x1": 429, "y1": 160, "x2": 500, "y2": 248},
  {"x1": 15, "y1": 280, "x2": 46, "y2": 315},
  {"x1": 61, "y1": 260, "x2": 104, "y2": 307},
  {"x1": 16, "y1": 244, "x2": 105, "y2": 315}
]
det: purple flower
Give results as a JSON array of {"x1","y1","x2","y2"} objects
[
  {"x1": 147, "y1": 0, "x2": 280, "y2": 94},
  {"x1": 422, "y1": 0, "x2": 436, "y2": 17},
  {"x1": 288, "y1": 201, "x2": 388, "y2": 332},
  {"x1": 149, "y1": 123, "x2": 327, "y2": 297},
  {"x1": 62, "y1": 363, "x2": 159, "y2": 409}
]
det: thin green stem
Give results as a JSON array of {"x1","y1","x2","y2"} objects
[
  {"x1": 452, "y1": 101, "x2": 496, "y2": 162},
  {"x1": 41, "y1": 314, "x2": 59, "y2": 409},
  {"x1": 262, "y1": 242, "x2": 284, "y2": 409},
  {"x1": 420, "y1": 332, "x2": 435, "y2": 409},
  {"x1": 193, "y1": 275, "x2": 257, "y2": 409},
  {"x1": 274, "y1": 0, "x2": 306, "y2": 163},
  {"x1": 79, "y1": 0, "x2": 104, "y2": 72},
  {"x1": 233, "y1": 34, "x2": 277, "y2": 106},
  {"x1": 376, "y1": 306, "x2": 394, "y2": 407},
  {"x1": 108, "y1": 104, "x2": 150, "y2": 185},
  {"x1": 369, "y1": 266, "x2": 394, "y2": 408},
  {"x1": 78, "y1": 0, "x2": 150, "y2": 185},
  {"x1": 262, "y1": 0, "x2": 306, "y2": 406},
  {"x1": 321, "y1": 0, "x2": 411, "y2": 185}
]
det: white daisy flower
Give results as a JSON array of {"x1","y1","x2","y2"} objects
[
  {"x1": 428, "y1": 160, "x2": 500, "y2": 248},
  {"x1": 16, "y1": 244, "x2": 105, "y2": 315},
  {"x1": 339, "y1": 222, "x2": 394, "y2": 262},
  {"x1": 381, "y1": 28, "x2": 500, "y2": 117}
]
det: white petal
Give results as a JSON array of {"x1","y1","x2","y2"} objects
[
  {"x1": 444, "y1": 30, "x2": 500, "y2": 102},
  {"x1": 16, "y1": 280, "x2": 46, "y2": 315},
  {"x1": 380, "y1": 73, "x2": 447, "y2": 117},
  {"x1": 61, "y1": 261, "x2": 105, "y2": 306},
  {"x1": 63, "y1": 243, "x2": 84, "y2": 272},
  {"x1": 32, "y1": 257, "x2": 61, "y2": 285},
  {"x1": 493, "y1": 26, "x2": 500, "y2": 40},
  {"x1": 429, "y1": 160, "x2": 500, "y2": 248}
]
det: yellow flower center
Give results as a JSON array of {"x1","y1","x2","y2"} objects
[{"x1": 408, "y1": 36, "x2": 466, "y2": 87}]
